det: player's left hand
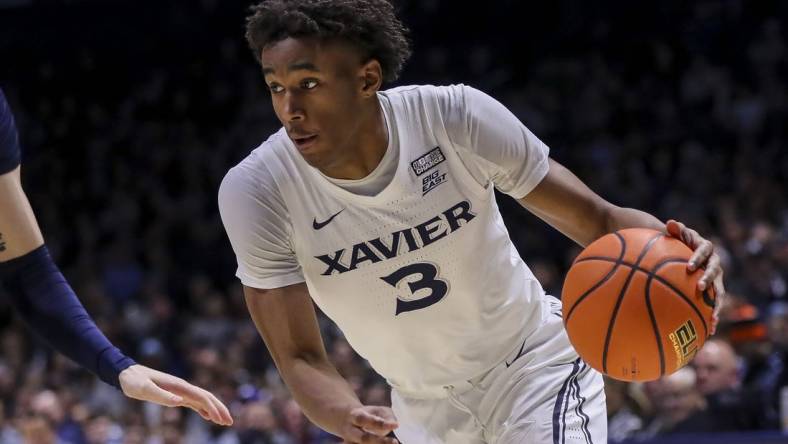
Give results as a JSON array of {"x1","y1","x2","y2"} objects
[
  {"x1": 666, "y1": 220, "x2": 725, "y2": 335},
  {"x1": 119, "y1": 364, "x2": 233, "y2": 426}
]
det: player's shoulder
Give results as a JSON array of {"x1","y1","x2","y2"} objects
[
  {"x1": 381, "y1": 84, "x2": 480, "y2": 121},
  {"x1": 219, "y1": 128, "x2": 291, "y2": 201},
  {"x1": 381, "y1": 83, "x2": 471, "y2": 103}
]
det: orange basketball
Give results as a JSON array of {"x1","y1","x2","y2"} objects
[{"x1": 561, "y1": 228, "x2": 716, "y2": 382}]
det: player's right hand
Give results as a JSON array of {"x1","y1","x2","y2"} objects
[{"x1": 340, "y1": 406, "x2": 400, "y2": 443}]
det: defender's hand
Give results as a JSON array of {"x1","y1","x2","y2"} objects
[
  {"x1": 119, "y1": 364, "x2": 233, "y2": 426},
  {"x1": 666, "y1": 220, "x2": 726, "y2": 334},
  {"x1": 340, "y1": 406, "x2": 399, "y2": 444}
]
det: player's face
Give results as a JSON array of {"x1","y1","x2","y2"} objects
[{"x1": 260, "y1": 37, "x2": 375, "y2": 170}]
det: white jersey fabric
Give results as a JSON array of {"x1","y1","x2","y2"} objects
[
  {"x1": 219, "y1": 84, "x2": 553, "y2": 394},
  {"x1": 322, "y1": 124, "x2": 399, "y2": 196}
]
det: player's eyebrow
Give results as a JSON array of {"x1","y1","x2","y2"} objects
[{"x1": 262, "y1": 61, "x2": 321, "y2": 76}]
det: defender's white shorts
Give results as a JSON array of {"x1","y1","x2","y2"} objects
[{"x1": 391, "y1": 296, "x2": 607, "y2": 444}]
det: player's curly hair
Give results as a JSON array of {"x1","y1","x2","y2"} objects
[{"x1": 245, "y1": 0, "x2": 411, "y2": 83}]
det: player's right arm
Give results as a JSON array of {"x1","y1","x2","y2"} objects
[
  {"x1": 219, "y1": 160, "x2": 398, "y2": 443},
  {"x1": 243, "y1": 282, "x2": 398, "y2": 443}
]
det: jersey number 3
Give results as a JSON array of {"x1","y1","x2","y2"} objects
[{"x1": 381, "y1": 262, "x2": 448, "y2": 315}]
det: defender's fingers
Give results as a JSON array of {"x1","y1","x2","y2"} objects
[
  {"x1": 138, "y1": 382, "x2": 184, "y2": 407},
  {"x1": 159, "y1": 377, "x2": 225, "y2": 425}
]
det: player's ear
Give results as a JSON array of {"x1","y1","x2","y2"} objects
[{"x1": 359, "y1": 59, "x2": 383, "y2": 97}]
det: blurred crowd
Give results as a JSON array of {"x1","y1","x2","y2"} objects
[{"x1": 0, "y1": 0, "x2": 786, "y2": 442}]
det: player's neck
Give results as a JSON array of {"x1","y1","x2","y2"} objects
[{"x1": 318, "y1": 100, "x2": 388, "y2": 180}]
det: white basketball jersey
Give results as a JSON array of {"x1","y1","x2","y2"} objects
[{"x1": 220, "y1": 84, "x2": 553, "y2": 393}]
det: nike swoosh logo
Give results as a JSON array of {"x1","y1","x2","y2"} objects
[
  {"x1": 313, "y1": 209, "x2": 345, "y2": 230},
  {"x1": 505, "y1": 338, "x2": 528, "y2": 368}
]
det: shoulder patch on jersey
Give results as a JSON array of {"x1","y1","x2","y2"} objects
[{"x1": 410, "y1": 146, "x2": 446, "y2": 176}]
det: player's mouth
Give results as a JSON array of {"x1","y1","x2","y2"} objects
[{"x1": 291, "y1": 134, "x2": 318, "y2": 151}]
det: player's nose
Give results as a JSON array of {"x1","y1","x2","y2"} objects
[{"x1": 282, "y1": 91, "x2": 305, "y2": 122}]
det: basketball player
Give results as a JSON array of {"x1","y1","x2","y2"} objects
[
  {"x1": 0, "y1": 88, "x2": 232, "y2": 426},
  {"x1": 219, "y1": 1, "x2": 725, "y2": 442}
]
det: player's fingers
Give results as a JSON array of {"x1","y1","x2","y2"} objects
[
  {"x1": 714, "y1": 276, "x2": 726, "y2": 305},
  {"x1": 665, "y1": 219, "x2": 683, "y2": 239},
  {"x1": 667, "y1": 219, "x2": 706, "y2": 254},
  {"x1": 359, "y1": 431, "x2": 399, "y2": 444},
  {"x1": 688, "y1": 238, "x2": 713, "y2": 272},
  {"x1": 710, "y1": 275, "x2": 726, "y2": 335},
  {"x1": 697, "y1": 252, "x2": 721, "y2": 290},
  {"x1": 343, "y1": 425, "x2": 366, "y2": 443},
  {"x1": 368, "y1": 406, "x2": 399, "y2": 424},
  {"x1": 350, "y1": 410, "x2": 381, "y2": 428},
  {"x1": 343, "y1": 434, "x2": 396, "y2": 444},
  {"x1": 351, "y1": 411, "x2": 397, "y2": 435},
  {"x1": 712, "y1": 275, "x2": 726, "y2": 316}
]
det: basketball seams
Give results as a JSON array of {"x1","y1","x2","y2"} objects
[
  {"x1": 647, "y1": 263, "x2": 709, "y2": 339},
  {"x1": 601, "y1": 232, "x2": 664, "y2": 374},
  {"x1": 576, "y1": 257, "x2": 710, "y2": 338},
  {"x1": 564, "y1": 232, "x2": 626, "y2": 323},
  {"x1": 644, "y1": 275, "x2": 666, "y2": 377}
]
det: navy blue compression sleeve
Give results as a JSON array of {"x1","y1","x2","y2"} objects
[
  {"x1": 0, "y1": 246, "x2": 136, "y2": 388},
  {"x1": 0, "y1": 88, "x2": 22, "y2": 175}
]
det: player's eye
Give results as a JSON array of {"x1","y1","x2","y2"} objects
[
  {"x1": 268, "y1": 83, "x2": 284, "y2": 93},
  {"x1": 301, "y1": 79, "x2": 319, "y2": 90}
]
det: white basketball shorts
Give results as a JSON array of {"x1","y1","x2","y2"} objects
[{"x1": 391, "y1": 296, "x2": 607, "y2": 444}]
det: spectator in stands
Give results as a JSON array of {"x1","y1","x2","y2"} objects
[
  {"x1": 0, "y1": 0, "x2": 786, "y2": 440},
  {"x1": 693, "y1": 339, "x2": 770, "y2": 430},
  {"x1": 29, "y1": 389, "x2": 85, "y2": 444},
  {"x1": 693, "y1": 339, "x2": 740, "y2": 396},
  {"x1": 722, "y1": 299, "x2": 772, "y2": 388},
  {"x1": 638, "y1": 367, "x2": 715, "y2": 439},
  {"x1": 754, "y1": 301, "x2": 788, "y2": 428},
  {"x1": 604, "y1": 376, "x2": 645, "y2": 443},
  {"x1": 18, "y1": 416, "x2": 56, "y2": 444},
  {"x1": 236, "y1": 400, "x2": 290, "y2": 444}
]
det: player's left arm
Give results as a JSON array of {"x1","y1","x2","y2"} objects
[
  {"x1": 439, "y1": 85, "x2": 724, "y2": 329},
  {"x1": 518, "y1": 158, "x2": 725, "y2": 330}
]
